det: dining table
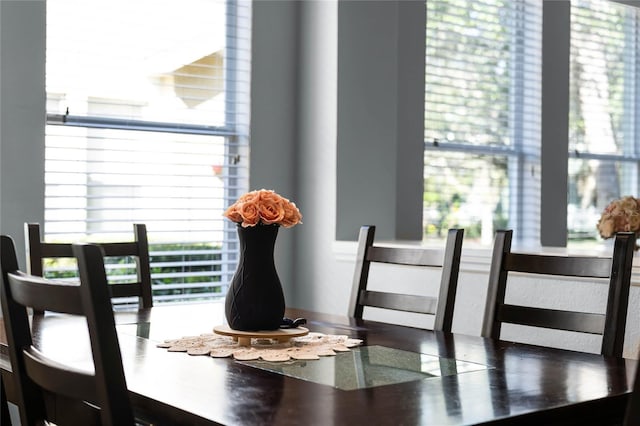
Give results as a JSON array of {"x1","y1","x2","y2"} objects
[{"x1": 0, "y1": 300, "x2": 635, "y2": 425}]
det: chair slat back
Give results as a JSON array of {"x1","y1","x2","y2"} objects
[
  {"x1": 482, "y1": 229, "x2": 635, "y2": 357},
  {"x1": 348, "y1": 226, "x2": 464, "y2": 332},
  {"x1": 505, "y1": 252, "x2": 613, "y2": 277},
  {"x1": 25, "y1": 223, "x2": 153, "y2": 309},
  {"x1": 8, "y1": 271, "x2": 83, "y2": 315},
  {"x1": 0, "y1": 235, "x2": 135, "y2": 425},
  {"x1": 366, "y1": 246, "x2": 445, "y2": 266}
]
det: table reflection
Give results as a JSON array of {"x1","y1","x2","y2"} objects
[{"x1": 240, "y1": 345, "x2": 489, "y2": 390}]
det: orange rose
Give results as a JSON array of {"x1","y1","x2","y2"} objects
[
  {"x1": 598, "y1": 195, "x2": 640, "y2": 238},
  {"x1": 223, "y1": 205, "x2": 243, "y2": 223},
  {"x1": 257, "y1": 189, "x2": 279, "y2": 201},
  {"x1": 223, "y1": 189, "x2": 302, "y2": 227},
  {"x1": 238, "y1": 201, "x2": 260, "y2": 227},
  {"x1": 238, "y1": 190, "x2": 260, "y2": 204},
  {"x1": 281, "y1": 201, "x2": 302, "y2": 227},
  {"x1": 598, "y1": 219, "x2": 615, "y2": 238},
  {"x1": 259, "y1": 199, "x2": 285, "y2": 224}
]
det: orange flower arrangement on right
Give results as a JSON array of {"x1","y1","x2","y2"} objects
[
  {"x1": 597, "y1": 195, "x2": 640, "y2": 239},
  {"x1": 223, "y1": 189, "x2": 302, "y2": 228}
]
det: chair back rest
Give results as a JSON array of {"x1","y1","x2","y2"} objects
[
  {"x1": 25, "y1": 223, "x2": 153, "y2": 309},
  {"x1": 348, "y1": 226, "x2": 464, "y2": 332},
  {"x1": 482, "y1": 229, "x2": 636, "y2": 357},
  {"x1": 0, "y1": 235, "x2": 135, "y2": 425}
]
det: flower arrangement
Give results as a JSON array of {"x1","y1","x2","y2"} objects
[
  {"x1": 223, "y1": 189, "x2": 302, "y2": 228},
  {"x1": 597, "y1": 195, "x2": 640, "y2": 239}
]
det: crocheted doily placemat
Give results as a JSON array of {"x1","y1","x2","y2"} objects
[{"x1": 157, "y1": 330, "x2": 363, "y2": 362}]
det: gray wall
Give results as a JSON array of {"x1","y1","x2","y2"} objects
[
  {"x1": 336, "y1": 0, "x2": 424, "y2": 242},
  {"x1": 0, "y1": 1, "x2": 46, "y2": 269},
  {"x1": 251, "y1": 0, "x2": 427, "y2": 307}
]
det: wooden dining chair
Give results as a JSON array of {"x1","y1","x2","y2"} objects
[
  {"x1": 481, "y1": 229, "x2": 636, "y2": 357},
  {"x1": 0, "y1": 235, "x2": 136, "y2": 425},
  {"x1": 25, "y1": 222, "x2": 153, "y2": 310},
  {"x1": 349, "y1": 225, "x2": 464, "y2": 332}
]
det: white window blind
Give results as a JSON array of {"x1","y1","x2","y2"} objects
[
  {"x1": 424, "y1": 0, "x2": 542, "y2": 246},
  {"x1": 567, "y1": 0, "x2": 640, "y2": 242},
  {"x1": 44, "y1": 0, "x2": 251, "y2": 303}
]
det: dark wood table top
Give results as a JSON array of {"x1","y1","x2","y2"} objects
[{"x1": 0, "y1": 302, "x2": 635, "y2": 425}]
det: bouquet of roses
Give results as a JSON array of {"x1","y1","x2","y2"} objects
[
  {"x1": 223, "y1": 189, "x2": 302, "y2": 228},
  {"x1": 597, "y1": 195, "x2": 640, "y2": 239}
]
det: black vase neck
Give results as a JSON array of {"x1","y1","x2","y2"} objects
[{"x1": 236, "y1": 224, "x2": 280, "y2": 251}]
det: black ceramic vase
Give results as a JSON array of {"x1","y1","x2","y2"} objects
[{"x1": 225, "y1": 224, "x2": 285, "y2": 331}]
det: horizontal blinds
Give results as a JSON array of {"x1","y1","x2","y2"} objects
[
  {"x1": 44, "y1": 0, "x2": 251, "y2": 303},
  {"x1": 43, "y1": 125, "x2": 243, "y2": 243},
  {"x1": 424, "y1": 0, "x2": 542, "y2": 244},
  {"x1": 569, "y1": 1, "x2": 635, "y2": 156},
  {"x1": 425, "y1": 0, "x2": 541, "y2": 147}
]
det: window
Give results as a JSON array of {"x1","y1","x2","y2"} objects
[
  {"x1": 424, "y1": 0, "x2": 542, "y2": 246},
  {"x1": 44, "y1": 0, "x2": 251, "y2": 303},
  {"x1": 424, "y1": 0, "x2": 640, "y2": 248},
  {"x1": 568, "y1": 0, "x2": 640, "y2": 242}
]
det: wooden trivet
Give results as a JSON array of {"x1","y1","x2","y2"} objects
[{"x1": 213, "y1": 324, "x2": 309, "y2": 346}]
